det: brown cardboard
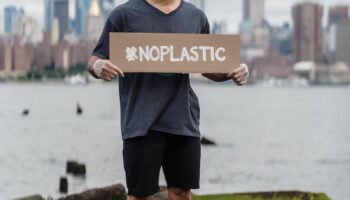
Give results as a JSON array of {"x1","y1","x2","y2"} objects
[{"x1": 109, "y1": 33, "x2": 240, "y2": 73}]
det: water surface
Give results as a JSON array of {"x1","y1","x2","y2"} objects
[{"x1": 0, "y1": 83, "x2": 349, "y2": 199}]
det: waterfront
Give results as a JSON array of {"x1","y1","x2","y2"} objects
[{"x1": 0, "y1": 82, "x2": 349, "y2": 199}]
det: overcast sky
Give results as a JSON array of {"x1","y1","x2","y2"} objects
[{"x1": 0, "y1": 0, "x2": 349, "y2": 33}]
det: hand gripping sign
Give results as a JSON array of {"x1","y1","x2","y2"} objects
[{"x1": 110, "y1": 33, "x2": 240, "y2": 73}]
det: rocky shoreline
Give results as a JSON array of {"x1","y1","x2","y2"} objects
[{"x1": 15, "y1": 184, "x2": 331, "y2": 200}]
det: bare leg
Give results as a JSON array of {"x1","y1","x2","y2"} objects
[
  {"x1": 168, "y1": 187, "x2": 191, "y2": 200},
  {"x1": 128, "y1": 196, "x2": 152, "y2": 200}
]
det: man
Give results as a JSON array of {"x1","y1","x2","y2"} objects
[{"x1": 88, "y1": 0, "x2": 249, "y2": 199}]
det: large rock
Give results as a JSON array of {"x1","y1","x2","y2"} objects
[
  {"x1": 58, "y1": 183, "x2": 126, "y2": 200},
  {"x1": 192, "y1": 191, "x2": 331, "y2": 200}
]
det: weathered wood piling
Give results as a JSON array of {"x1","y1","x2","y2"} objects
[
  {"x1": 66, "y1": 160, "x2": 86, "y2": 176},
  {"x1": 59, "y1": 177, "x2": 68, "y2": 193}
]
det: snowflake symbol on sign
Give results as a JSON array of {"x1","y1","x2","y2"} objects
[{"x1": 125, "y1": 46, "x2": 138, "y2": 62}]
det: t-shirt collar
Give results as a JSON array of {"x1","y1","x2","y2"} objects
[{"x1": 141, "y1": 0, "x2": 184, "y2": 16}]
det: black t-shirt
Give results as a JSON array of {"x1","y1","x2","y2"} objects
[{"x1": 92, "y1": 0, "x2": 210, "y2": 140}]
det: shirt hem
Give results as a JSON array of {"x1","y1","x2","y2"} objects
[
  {"x1": 122, "y1": 127, "x2": 200, "y2": 140},
  {"x1": 91, "y1": 52, "x2": 108, "y2": 59}
]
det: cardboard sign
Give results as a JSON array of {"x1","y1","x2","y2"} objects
[{"x1": 109, "y1": 33, "x2": 240, "y2": 73}]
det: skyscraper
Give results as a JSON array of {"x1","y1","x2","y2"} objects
[
  {"x1": 0, "y1": 38, "x2": 13, "y2": 74},
  {"x1": 328, "y1": 5, "x2": 349, "y2": 28},
  {"x1": 87, "y1": 0, "x2": 105, "y2": 39},
  {"x1": 54, "y1": 0, "x2": 69, "y2": 40},
  {"x1": 292, "y1": 2, "x2": 323, "y2": 63},
  {"x1": 99, "y1": 0, "x2": 116, "y2": 20},
  {"x1": 75, "y1": 0, "x2": 91, "y2": 34},
  {"x1": 243, "y1": 0, "x2": 265, "y2": 28},
  {"x1": 331, "y1": 20, "x2": 350, "y2": 65},
  {"x1": 4, "y1": 6, "x2": 24, "y2": 35},
  {"x1": 188, "y1": 0, "x2": 205, "y2": 11},
  {"x1": 45, "y1": 0, "x2": 53, "y2": 31},
  {"x1": 13, "y1": 16, "x2": 43, "y2": 45}
]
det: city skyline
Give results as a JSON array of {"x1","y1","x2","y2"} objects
[
  {"x1": 1, "y1": 0, "x2": 350, "y2": 84},
  {"x1": 0, "y1": 0, "x2": 349, "y2": 34}
]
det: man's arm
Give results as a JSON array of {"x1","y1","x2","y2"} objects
[
  {"x1": 87, "y1": 55, "x2": 124, "y2": 81},
  {"x1": 202, "y1": 73, "x2": 230, "y2": 82},
  {"x1": 88, "y1": 56, "x2": 101, "y2": 79},
  {"x1": 202, "y1": 64, "x2": 250, "y2": 86}
]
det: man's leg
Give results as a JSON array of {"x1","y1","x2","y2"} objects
[
  {"x1": 162, "y1": 133, "x2": 201, "y2": 200},
  {"x1": 127, "y1": 196, "x2": 152, "y2": 200},
  {"x1": 168, "y1": 187, "x2": 191, "y2": 200},
  {"x1": 123, "y1": 131, "x2": 166, "y2": 199}
]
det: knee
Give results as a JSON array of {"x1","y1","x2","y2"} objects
[{"x1": 168, "y1": 187, "x2": 191, "y2": 200}]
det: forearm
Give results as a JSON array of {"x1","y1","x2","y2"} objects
[
  {"x1": 88, "y1": 56, "x2": 101, "y2": 79},
  {"x1": 202, "y1": 73, "x2": 230, "y2": 82}
]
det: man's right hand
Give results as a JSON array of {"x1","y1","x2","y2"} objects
[{"x1": 91, "y1": 59, "x2": 124, "y2": 81}]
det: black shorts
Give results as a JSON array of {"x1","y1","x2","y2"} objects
[{"x1": 123, "y1": 130, "x2": 201, "y2": 198}]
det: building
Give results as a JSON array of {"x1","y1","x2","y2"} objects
[
  {"x1": 292, "y1": 2, "x2": 323, "y2": 63},
  {"x1": 253, "y1": 27, "x2": 270, "y2": 50},
  {"x1": 330, "y1": 20, "x2": 350, "y2": 65},
  {"x1": 99, "y1": 0, "x2": 115, "y2": 20},
  {"x1": 45, "y1": 0, "x2": 69, "y2": 39},
  {"x1": 239, "y1": 20, "x2": 253, "y2": 46},
  {"x1": 53, "y1": 38, "x2": 96, "y2": 71},
  {"x1": 54, "y1": 0, "x2": 69, "y2": 40},
  {"x1": 45, "y1": 0, "x2": 53, "y2": 31},
  {"x1": 4, "y1": 7, "x2": 24, "y2": 35},
  {"x1": 250, "y1": 48, "x2": 292, "y2": 78},
  {"x1": 51, "y1": 18, "x2": 60, "y2": 45},
  {"x1": 243, "y1": 0, "x2": 265, "y2": 29},
  {"x1": 240, "y1": 0, "x2": 266, "y2": 47},
  {"x1": 328, "y1": 5, "x2": 349, "y2": 28},
  {"x1": 35, "y1": 32, "x2": 53, "y2": 69},
  {"x1": 211, "y1": 21, "x2": 227, "y2": 34},
  {"x1": 187, "y1": 0, "x2": 205, "y2": 11},
  {"x1": 4, "y1": 7, "x2": 16, "y2": 35},
  {"x1": 75, "y1": 0, "x2": 91, "y2": 35},
  {"x1": 54, "y1": 40, "x2": 70, "y2": 71},
  {"x1": 87, "y1": 0, "x2": 105, "y2": 40},
  {"x1": 270, "y1": 23, "x2": 292, "y2": 55},
  {"x1": 0, "y1": 38, "x2": 13, "y2": 75},
  {"x1": 13, "y1": 16, "x2": 43, "y2": 45},
  {"x1": 12, "y1": 36, "x2": 35, "y2": 75}
]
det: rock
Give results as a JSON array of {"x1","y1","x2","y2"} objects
[
  {"x1": 200, "y1": 136, "x2": 216, "y2": 146},
  {"x1": 58, "y1": 183, "x2": 127, "y2": 200},
  {"x1": 77, "y1": 103, "x2": 83, "y2": 115},
  {"x1": 66, "y1": 160, "x2": 86, "y2": 176},
  {"x1": 22, "y1": 109, "x2": 30, "y2": 116},
  {"x1": 60, "y1": 177, "x2": 68, "y2": 193},
  {"x1": 150, "y1": 186, "x2": 168, "y2": 200},
  {"x1": 14, "y1": 195, "x2": 44, "y2": 200},
  {"x1": 192, "y1": 191, "x2": 331, "y2": 200}
]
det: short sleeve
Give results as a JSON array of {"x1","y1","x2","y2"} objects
[
  {"x1": 201, "y1": 15, "x2": 210, "y2": 34},
  {"x1": 92, "y1": 12, "x2": 123, "y2": 59}
]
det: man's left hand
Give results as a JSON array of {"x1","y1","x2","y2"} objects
[{"x1": 227, "y1": 64, "x2": 249, "y2": 86}]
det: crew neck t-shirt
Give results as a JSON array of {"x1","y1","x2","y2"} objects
[{"x1": 92, "y1": 0, "x2": 210, "y2": 140}]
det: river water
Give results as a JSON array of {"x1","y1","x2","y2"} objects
[{"x1": 0, "y1": 82, "x2": 349, "y2": 200}]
